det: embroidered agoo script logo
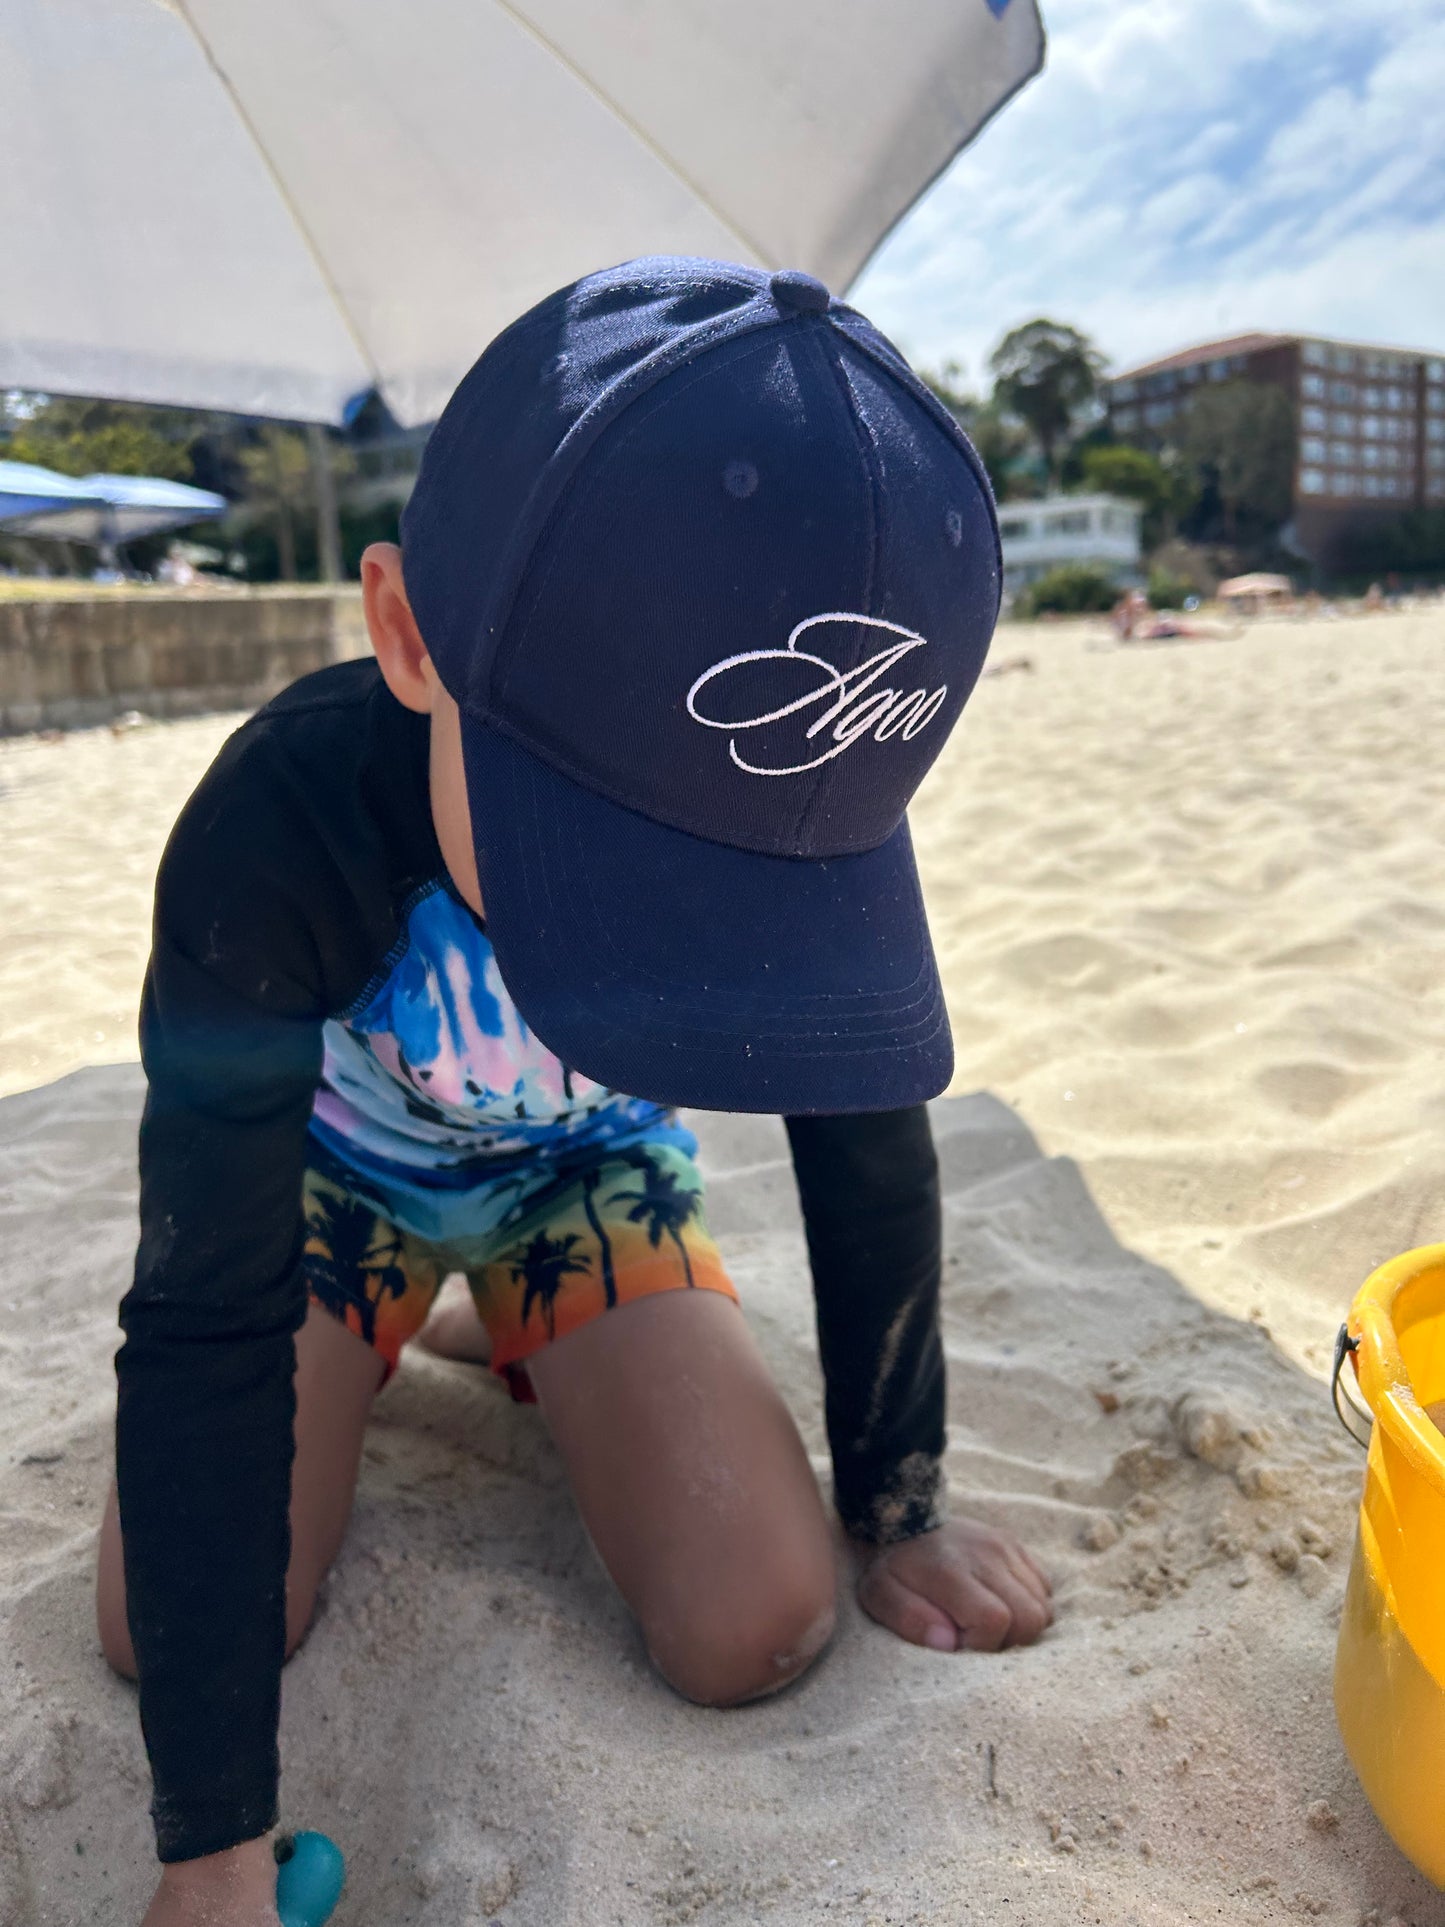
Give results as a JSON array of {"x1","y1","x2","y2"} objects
[{"x1": 685, "y1": 613, "x2": 947, "y2": 777}]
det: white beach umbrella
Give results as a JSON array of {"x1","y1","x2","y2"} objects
[{"x1": 1, "y1": 0, "x2": 1044, "y2": 427}]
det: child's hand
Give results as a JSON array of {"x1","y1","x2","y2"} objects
[
  {"x1": 140, "y1": 1836, "x2": 281, "y2": 1926},
  {"x1": 857, "y1": 1517, "x2": 1053, "y2": 1653}
]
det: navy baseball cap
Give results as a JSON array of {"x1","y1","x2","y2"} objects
[{"x1": 401, "y1": 256, "x2": 1000, "y2": 1115}]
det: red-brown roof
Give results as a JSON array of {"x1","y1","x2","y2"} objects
[{"x1": 1111, "y1": 334, "x2": 1287, "y2": 382}]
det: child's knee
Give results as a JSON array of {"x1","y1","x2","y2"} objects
[
  {"x1": 648, "y1": 1566, "x2": 836, "y2": 1707},
  {"x1": 98, "y1": 1593, "x2": 138, "y2": 1680}
]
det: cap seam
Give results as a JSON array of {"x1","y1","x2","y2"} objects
[
  {"x1": 473, "y1": 294, "x2": 787, "y2": 713},
  {"x1": 486, "y1": 324, "x2": 799, "y2": 722},
  {"x1": 791, "y1": 332, "x2": 885, "y2": 850}
]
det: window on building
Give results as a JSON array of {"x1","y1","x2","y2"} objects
[
  {"x1": 1300, "y1": 468, "x2": 1326, "y2": 494},
  {"x1": 1331, "y1": 381, "x2": 1357, "y2": 403},
  {"x1": 1144, "y1": 401, "x2": 1176, "y2": 426},
  {"x1": 1429, "y1": 359, "x2": 1445, "y2": 380},
  {"x1": 1300, "y1": 373, "x2": 1326, "y2": 399},
  {"x1": 1301, "y1": 405, "x2": 1327, "y2": 430},
  {"x1": 1301, "y1": 342, "x2": 1327, "y2": 368},
  {"x1": 1329, "y1": 472, "x2": 1358, "y2": 496},
  {"x1": 1364, "y1": 476, "x2": 1384, "y2": 497},
  {"x1": 1386, "y1": 385, "x2": 1406, "y2": 409},
  {"x1": 1330, "y1": 441, "x2": 1355, "y2": 464},
  {"x1": 1429, "y1": 435, "x2": 1445, "y2": 458},
  {"x1": 1331, "y1": 411, "x2": 1356, "y2": 433},
  {"x1": 1362, "y1": 387, "x2": 1382, "y2": 409},
  {"x1": 998, "y1": 518, "x2": 1031, "y2": 540},
  {"x1": 1207, "y1": 360, "x2": 1230, "y2": 382},
  {"x1": 1300, "y1": 437, "x2": 1326, "y2": 462},
  {"x1": 1427, "y1": 387, "x2": 1445, "y2": 416},
  {"x1": 1113, "y1": 380, "x2": 1138, "y2": 402},
  {"x1": 1044, "y1": 511, "x2": 1091, "y2": 536},
  {"x1": 1362, "y1": 445, "x2": 1382, "y2": 469},
  {"x1": 1332, "y1": 348, "x2": 1356, "y2": 372},
  {"x1": 1361, "y1": 415, "x2": 1382, "y2": 439}
]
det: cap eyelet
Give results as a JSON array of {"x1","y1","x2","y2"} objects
[{"x1": 723, "y1": 459, "x2": 759, "y2": 499}]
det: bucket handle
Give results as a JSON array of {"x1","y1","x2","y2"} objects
[{"x1": 1331, "y1": 1323, "x2": 1371, "y2": 1450}]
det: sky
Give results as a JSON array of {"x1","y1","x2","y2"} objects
[{"x1": 852, "y1": 0, "x2": 1445, "y2": 389}]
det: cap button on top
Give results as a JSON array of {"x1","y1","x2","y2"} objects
[{"x1": 769, "y1": 269, "x2": 832, "y2": 315}]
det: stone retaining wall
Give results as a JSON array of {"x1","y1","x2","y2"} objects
[{"x1": 0, "y1": 588, "x2": 369, "y2": 734}]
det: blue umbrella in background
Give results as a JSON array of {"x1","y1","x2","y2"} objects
[
  {"x1": 0, "y1": 463, "x2": 227, "y2": 570},
  {"x1": 0, "y1": 459, "x2": 106, "y2": 524}
]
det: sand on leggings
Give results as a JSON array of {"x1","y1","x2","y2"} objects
[{"x1": 2, "y1": 604, "x2": 1444, "y2": 1924}]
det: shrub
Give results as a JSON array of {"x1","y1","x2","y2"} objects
[
  {"x1": 1146, "y1": 567, "x2": 1193, "y2": 610},
  {"x1": 1018, "y1": 563, "x2": 1118, "y2": 616}
]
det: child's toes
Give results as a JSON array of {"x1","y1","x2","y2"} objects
[{"x1": 857, "y1": 1562, "x2": 958, "y2": 1652}]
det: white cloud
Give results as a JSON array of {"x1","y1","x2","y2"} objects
[{"x1": 853, "y1": 0, "x2": 1445, "y2": 384}]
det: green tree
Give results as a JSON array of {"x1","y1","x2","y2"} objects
[
  {"x1": 1080, "y1": 443, "x2": 1196, "y2": 547},
  {"x1": 609, "y1": 1154, "x2": 703, "y2": 1287},
  {"x1": 988, "y1": 320, "x2": 1107, "y2": 486},
  {"x1": 238, "y1": 424, "x2": 313, "y2": 581},
  {"x1": 921, "y1": 362, "x2": 1032, "y2": 501},
  {"x1": 5, "y1": 396, "x2": 195, "y2": 481},
  {"x1": 1176, "y1": 380, "x2": 1295, "y2": 540}
]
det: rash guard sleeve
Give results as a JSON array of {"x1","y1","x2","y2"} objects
[
  {"x1": 116, "y1": 665, "x2": 436, "y2": 1863},
  {"x1": 784, "y1": 1105, "x2": 946, "y2": 1543}
]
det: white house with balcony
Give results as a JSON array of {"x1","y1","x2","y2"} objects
[{"x1": 996, "y1": 493, "x2": 1143, "y2": 596}]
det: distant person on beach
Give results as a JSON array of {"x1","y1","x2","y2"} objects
[{"x1": 99, "y1": 258, "x2": 1052, "y2": 1927}]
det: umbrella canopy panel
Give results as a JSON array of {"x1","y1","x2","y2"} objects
[
  {"x1": 0, "y1": 459, "x2": 106, "y2": 525},
  {"x1": 0, "y1": 0, "x2": 1044, "y2": 426},
  {"x1": 0, "y1": 470, "x2": 228, "y2": 543}
]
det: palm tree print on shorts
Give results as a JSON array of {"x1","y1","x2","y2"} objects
[
  {"x1": 508, "y1": 1228, "x2": 593, "y2": 1340},
  {"x1": 608, "y1": 1153, "x2": 704, "y2": 1287},
  {"x1": 306, "y1": 1191, "x2": 412, "y2": 1347},
  {"x1": 579, "y1": 1163, "x2": 618, "y2": 1308}
]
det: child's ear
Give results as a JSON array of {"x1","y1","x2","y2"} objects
[{"x1": 361, "y1": 542, "x2": 439, "y2": 714}]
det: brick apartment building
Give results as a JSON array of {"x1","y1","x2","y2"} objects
[{"x1": 1106, "y1": 333, "x2": 1445, "y2": 570}]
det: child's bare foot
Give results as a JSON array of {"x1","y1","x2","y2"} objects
[
  {"x1": 856, "y1": 1516, "x2": 1052, "y2": 1652},
  {"x1": 416, "y1": 1278, "x2": 492, "y2": 1365}
]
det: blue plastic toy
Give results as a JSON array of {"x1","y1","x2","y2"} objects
[{"x1": 275, "y1": 1831, "x2": 345, "y2": 1927}]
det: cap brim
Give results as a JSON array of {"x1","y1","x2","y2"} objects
[{"x1": 461, "y1": 722, "x2": 952, "y2": 1115}]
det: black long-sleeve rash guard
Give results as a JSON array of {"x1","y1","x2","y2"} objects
[{"x1": 117, "y1": 657, "x2": 947, "y2": 1864}]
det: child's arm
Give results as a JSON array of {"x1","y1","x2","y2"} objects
[
  {"x1": 118, "y1": 751, "x2": 329, "y2": 1866},
  {"x1": 785, "y1": 1106, "x2": 945, "y2": 1539},
  {"x1": 786, "y1": 1107, "x2": 1052, "y2": 1651},
  {"x1": 116, "y1": 671, "x2": 437, "y2": 1870}
]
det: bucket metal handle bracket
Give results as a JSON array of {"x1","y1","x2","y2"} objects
[{"x1": 1331, "y1": 1323, "x2": 1371, "y2": 1450}]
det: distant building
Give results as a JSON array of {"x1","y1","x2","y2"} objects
[
  {"x1": 997, "y1": 493, "x2": 1142, "y2": 595},
  {"x1": 1105, "y1": 332, "x2": 1445, "y2": 570}
]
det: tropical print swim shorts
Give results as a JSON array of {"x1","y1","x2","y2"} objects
[{"x1": 302, "y1": 1135, "x2": 735, "y2": 1397}]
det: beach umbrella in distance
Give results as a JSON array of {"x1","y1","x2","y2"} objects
[
  {"x1": 0, "y1": 475, "x2": 229, "y2": 547},
  {"x1": 0, "y1": 460, "x2": 107, "y2": 526},
  {"x1": 0, "y1": 0, "x2": 1045, "y2": 428},
  {"x1": 0, "y1": 467, "x2": 227, "y2": 570}
]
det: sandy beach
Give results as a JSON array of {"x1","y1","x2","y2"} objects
[{"x1": 3, "y1": 606, "x2": 1444, "y2": 1924}]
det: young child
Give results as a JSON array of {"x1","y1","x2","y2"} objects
[{"x1": 99, "y1": 256, "x2": 1052, "y2": 1925}]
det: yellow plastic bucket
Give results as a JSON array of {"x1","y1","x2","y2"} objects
[{"x1": 1334, "y1": 1242, "x2": 1445, "y2": 1886}]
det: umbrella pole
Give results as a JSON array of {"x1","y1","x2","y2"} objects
[
  {"x1": 98, "y1": 506, "x2": 121, "y2": 578},
  {"x1": 307, "y1": 423, "x2": 343, "y2": 584}
]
